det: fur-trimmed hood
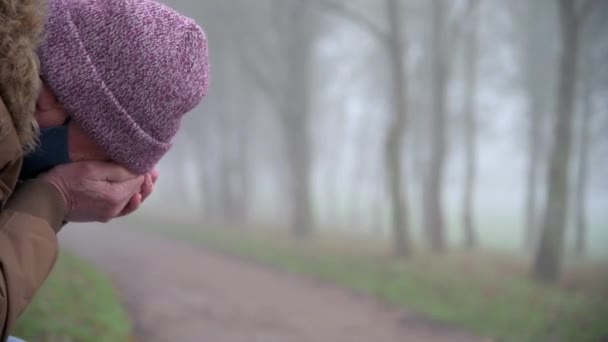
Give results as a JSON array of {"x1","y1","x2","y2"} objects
[{"x1": 0, "y1": 0, "x2": 47, "y2": 151}]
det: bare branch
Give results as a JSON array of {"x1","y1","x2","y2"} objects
[{"x1": 305, "y1": 0, "x2": 389, "y2": 44}]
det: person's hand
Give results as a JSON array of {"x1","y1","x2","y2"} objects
[
  {"x1": 36, "y1": 84, "x2": 68, "y2": 128},
  {"x1": 118, "y1": 168, "x2": 159, "y2": 217},
  {"x1": 39, "y1": 161, "x2": 145, "y2": 222}
]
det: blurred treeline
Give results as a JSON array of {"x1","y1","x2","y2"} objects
[{"x1": 151, "y1": 0, "x2": 608, "y2": 284}]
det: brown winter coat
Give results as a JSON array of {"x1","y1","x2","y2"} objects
[{"x1": 0, "y1": 0, "x2": 66, "y2": 340}]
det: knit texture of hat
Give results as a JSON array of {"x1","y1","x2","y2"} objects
[{"x1": 38, "y1": 0, "x2": 209, "y2": 173}]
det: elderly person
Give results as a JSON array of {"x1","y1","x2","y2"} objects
[{"x1": 0, "y1": 0, "x2": 209, "y2": 339}]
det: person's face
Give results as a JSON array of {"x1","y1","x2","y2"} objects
[{"x1": 35, "y1": 84, "x2": 109, "y2": 162}]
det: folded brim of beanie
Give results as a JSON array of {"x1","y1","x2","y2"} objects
[{"x1": 39, "y1": 0, "x2": 172, "y2": 174}]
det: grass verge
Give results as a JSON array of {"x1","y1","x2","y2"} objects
[
  {"x1": 12, "y1": 252, "x2": 132, "y2": 342},
  {"x1": 149, "y1": 223, "x2": 608, "y2": 342}
]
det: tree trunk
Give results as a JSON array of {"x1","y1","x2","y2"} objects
[
  {"x1": 574, "y1": 82, "x2": 591, "y2": 256},
  {"x1": 424, "y1": 0, "x2": 448, "y2": 252},
  {"x1": 200, "y1": 149, "x2": 218, "y2": 219},
  {"x1": 520, "y1": 0, "x2": 554, "y2": 252},
  {"x1": 462, "y1": 0, "x2": 480, "y2": 249},
  {"x1": 533, "y1": 0, "x2": 579, "y2": 283},
  {"x1": 383, "y1": 0, "x2": 411, "y2": 257},
  {"x1": 217, "y1": 113, "x2": 236, "y2": 224},
  {"x1": 286, "y1": 128, "x2": 314, "y2": 238},
  {"x1": 524, "y1": 113, "x2": 541, "y2": 251},
  {"x1": 217, "y1": 80, "x2": 239, "y2": 223},
  {"x1": 231, "y1": 82, "x2": 255, "y2": 223},
  {"x1": 281, "y1": 3, "x2": 315, "y2": 238},
  {"x1": 201, "y1": 49, "x2": 248, "y2": 224}
]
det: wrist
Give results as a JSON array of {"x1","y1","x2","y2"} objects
[
  {"x1": 5, "y1": 179, "x2": 67, "y2": 233},
  {"x1": 38, "y1": 174, "x2": 70, "y2": 212}
]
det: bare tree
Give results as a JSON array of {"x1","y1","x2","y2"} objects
[
  {"x1": 384, "y1": 0, "x2": 412, "y2": 256},
  {"x1": 221, "y1": 0, "x2": 318, "y2": 236},
  {"x1": 461, "y1": 0, "x2": 481, "y2": 249},
  {"x1": 423, "y1": 0, "x2": 479, "y2": 253},
  {"x1": 275, "y1": 2, "x2": 317, "y2": 238},
  {"x1": 533, "y1": 0, "x2": 595, "y2": 283},
  {"x1": 573, "y1": 80, "x2": 592, "y2": 255},
  {"x1": 515, "y1": 0, "x2": 557, "y2": 251},
  {"x1": 572, "y1": 7, "x2": 607, "y2": 255},
  {"x1": 423, "y1": 0, "x2": 448, "y2": 252},
  {"x1": 176, "y1": 1, "x2": 256, "y2": 224},
  {"x1": 316, "y1": 0, "x2": 412, "y2": 255}
]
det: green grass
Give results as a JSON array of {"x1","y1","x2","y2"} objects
[
  {"x1": 149, "y1": 223, "x2": 608, "y2": 342},
  {"x1": 12, "y1": 252, "x2": 132, "y2": 342}
]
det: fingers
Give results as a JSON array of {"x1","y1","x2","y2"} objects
[
  {"x1": 118, "y1": 193, "x2": 142, "y2": 217},
  {"x1": 150, "y1": 168, "x2": 159, "y2": 184},
  {"x1": 36, "y1": 111, "x2": 67, "y2": 128},
  {"x1": 36, "y1": 85, "x2": 58, "y2": 111},
  {"x1": 140, "y1": 174, "x2": 154, "y2": 202},
  {"x1": 137, "y1": 169, "x2": 158, "y2": 204},
  {"x1": 115, "y1": 174, "x2": 146, "y2": 195},
  {"x1": 91, "y1": 175, "x2": 143, "y2": 221},
  {"x1": 35, "y1": 85, "x2": 68, "y2": 128},
  {"x1": 72, "y1": 161, "x2": 140, "y2": 183},
  {"x1": 41, "y1": 160, "x2": 150, "y2": 223}
]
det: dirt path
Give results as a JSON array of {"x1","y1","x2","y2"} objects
[{"x1": 61, "y1": 223, "x2": 481, "y2": 342}]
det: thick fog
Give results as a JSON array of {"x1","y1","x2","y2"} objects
[{"x1": 141, "y1": 0, "x2": 608, "y2": 262}]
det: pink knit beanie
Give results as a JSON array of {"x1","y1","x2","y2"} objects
[{"x1": 38, "y1": 0, "x2": 209, "y2": 173}]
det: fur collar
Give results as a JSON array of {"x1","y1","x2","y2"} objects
[{"x1": 0, "y1": 0, "x2": 46, "y2": 151}]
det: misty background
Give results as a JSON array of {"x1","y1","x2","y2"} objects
[{"x1": 141, "y1": 0, "x2": 607, "y2": 272}]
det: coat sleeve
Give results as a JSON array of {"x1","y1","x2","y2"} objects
[{"x1": 0, "y1": 180, "x2": 66, "y2": 340}]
